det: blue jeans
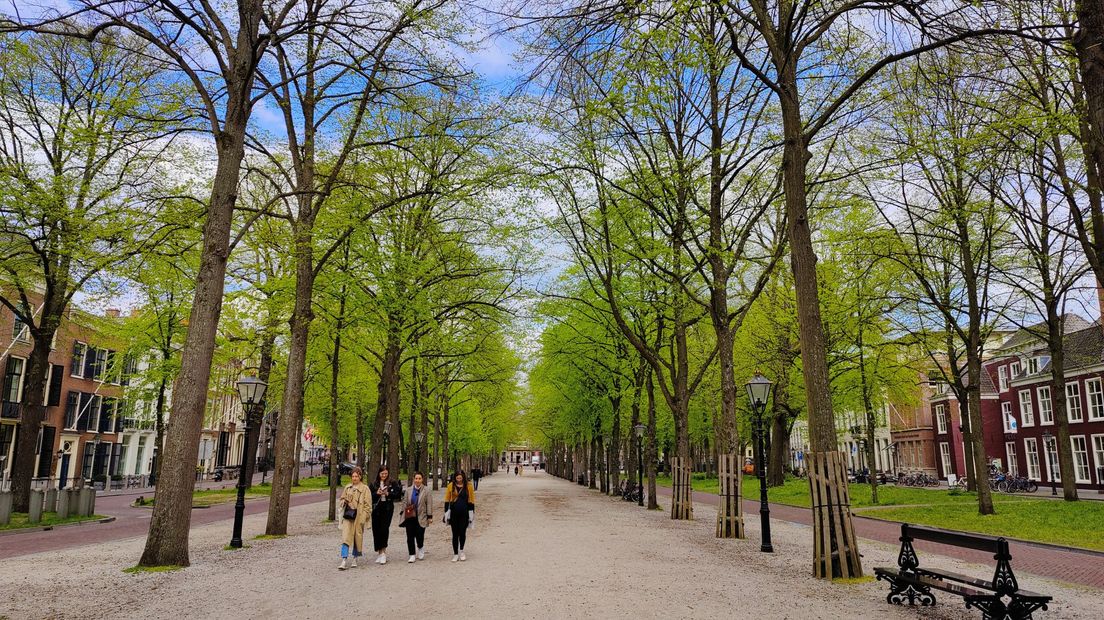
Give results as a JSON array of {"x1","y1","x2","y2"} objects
[
  {"x1": 341, "y1": 543, "x2": 362, "y2": 559},
  {"x1": 473, "y1": 479, "x2": 479, "y2": 490}
]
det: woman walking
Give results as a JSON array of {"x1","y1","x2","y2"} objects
[
  {"x1": 399, "y1": 471, "x2": 433, "y2": 563},
  {"x1": 337, "y1": 467, "x2": 370, "y2": 570},
  {"x1": 444, "y1": 470, "x2": 476, "y2": 562},
  {"x1": 369, "y1": 466, "x2": 403, "y2": 564}
]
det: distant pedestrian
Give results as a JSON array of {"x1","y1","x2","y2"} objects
[
  {"x1": 400, "y1": 471, "x2": 433, "y2": 563},
  {"x1": 472, "y1": 467, "x2": 482, "y2": 490},
  {"x1": 444, "y1": 471, "x2": 476, "y2": 562},
  {"x1": 337, "y1": 467, "x2": 369, "y2": 570},
  {"x1": 369, "y1": 466, "x2": 403, "y2": 564},
  {"x1": 513, "y1": 465, "x2": 518, "y2": 476}
]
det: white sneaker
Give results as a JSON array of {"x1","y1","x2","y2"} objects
[
  {"x1": 350, "y1": 556, "x2": 357, "y2": 568},
  {"x1": 451, "y1": 555, "x2": 458, "y2": 562},
  {"x1": 338, "y1": 559, "x2": 347, "y2": 570},
  {"x1": 408, "y1": 555, "x2": 416, "y2": 563},
  {"x1": 375, "y1": 554, "x2": 384, "y2": 564},
  {"x1": 459, "y1": 551, "x2": 466, "y2": 561},
  {"x1": 417, "y1": 547, "x2": 425, "y2": 560},
  {"x1": 379, "y1": 554, "x2": 387, "y2": 565}
]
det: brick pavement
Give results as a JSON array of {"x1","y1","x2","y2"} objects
[{"x1": 654, "y1": 486, "x2": 1104, "y2": 590}]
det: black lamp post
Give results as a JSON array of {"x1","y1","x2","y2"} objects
[
  {"x1": 382, "y1": 420, "x2": 392, "y2": 469},
  {"x1": 1042, "y1": 429, "x2": 1057, "y2": 496},
  {"x1": 262, "y1": 437, "x2": 272, "y2": 484},
  {"x1": 746, "y1": 372, "x2": 773, "y2": 553},
  {"x1": 230, "y1": 375, "x2": 267, "y2": 549},
  {"x1": 414, "y1": 431, "x2": 424, "y2": 474},
  {"x1": 633, "y1": 423, "x2": 646, "y2": 507},
  {"x1": 55, "y1": 449, "x2": 64, "y2": 489}
]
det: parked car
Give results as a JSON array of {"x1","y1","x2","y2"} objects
[{"x1": 321, "y1": 461, "x2": 355, "y2": 476}]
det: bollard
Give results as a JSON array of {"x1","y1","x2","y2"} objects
[
  {"x1": 0, "y1": 490, "x2": 11, "y2": 525},
  {"x1": 44, "y1": 488, "x2": 57, "y2": 513},
  {"x1": 88, "y1": 487, "x2": 97, "y2": 516},
  {"x1": 56, "y1": 488, "x2": 70, "y2": 519},
  {"x1": 78, "y1": 487, "x2": 93, "y2": 517},
  {"x1": 28, "y1": 489, "x2": 44, "y2": 524}
]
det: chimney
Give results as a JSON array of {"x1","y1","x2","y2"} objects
[{"x1": 105, "y1": 308, "x2": 121, "y2": 318}]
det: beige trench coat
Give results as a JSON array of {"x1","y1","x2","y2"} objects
[{"x1": 339, "y1": 482, "x2": 370, "y2": 551}]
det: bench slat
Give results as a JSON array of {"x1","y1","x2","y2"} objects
[{"x1": 905, "y1": 524, "x2": 1001, "y2": 553}]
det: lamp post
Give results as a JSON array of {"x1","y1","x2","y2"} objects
[
  {"x1": 263, "y1": 438, "x2": 272, "y2": 484},
  {"x1": 1042, "y1": 429, "x2": 1057, "y2": 496},
  {"x1": 0, "y1": 455, "x2": 6, "y2": 492},
  {"x1": 56, "y1": 449, "x2": 64, "y2": 489},
  {"x1": 746, "y1": 372, "x2": 773, "y2": 553},
  {"x1": 633, "y1": 423, "x2": 646, "y2": 507},
  {"x1": 414, "y1": 431, "x2": 424, "y2": 475},
  {"x1": 230, "y1": 375, "x2": 267, "y2": 549},
  {"x1": 382, "y1": 420, "x2": 392, "y2": 469}
]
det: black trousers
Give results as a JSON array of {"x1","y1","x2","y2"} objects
[
  {"x1": 372, "y1": 502, "x2": 393, "y2": 551},
  {"x1": 450, "y1": 515, "x2": 469, "y2": 554},
  {"x1": 405, "y1": 523, "x2": 425, "y2": 555}
]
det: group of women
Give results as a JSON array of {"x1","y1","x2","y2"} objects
[{"x1": 337, "y1": 466, "x2": 477, "y2": 569}]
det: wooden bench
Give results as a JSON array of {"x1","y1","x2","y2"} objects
[{"x1": 874, "y1": 524, "x2": 1051, "y2": 620}]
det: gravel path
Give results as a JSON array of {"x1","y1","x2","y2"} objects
[{"x1": 1, "y1": 472, "x2": 1099, "y2": 619}]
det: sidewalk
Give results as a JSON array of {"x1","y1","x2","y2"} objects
[{"x1": 655, "y1": 486, "x2": 1104, "y2": 590}]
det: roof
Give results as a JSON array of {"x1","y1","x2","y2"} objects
[{"x1": 995, "y1": 314, "x2": 1094, "y2": 354}]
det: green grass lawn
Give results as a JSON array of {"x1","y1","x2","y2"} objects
[
  {"x1": 654, "y1": 474, "x2": 1101, "y2": 550},
  {"x1": 138, "y1": 475, "x2": 332, "y2": 508},
  {"x1": 0, "y1": 512, "x2": 106, "y2": 531}
]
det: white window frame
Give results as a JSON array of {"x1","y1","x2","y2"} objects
[
  {"x1": 1025, "y1": 438, "x2": 1040, "y2": 480},
  {"x1": 1067, "y1": 382, "x2": 1084, "y2": 423},
  {"x1": 1028, "y1": 357, "x2": 1040, "y2": 374},
  {"x1": 71, "y1": 341, "x2": 88, "y2": 378},
  {"x1": 1071, "y1": 436, "x2": 1090, "y2": 483},
  {"x1": 1005, "y1": 442, "x2": 1018, "y2": 476},
  {"x1": 3, "y1": 355, "x2": 26, "y2": 403},
  {"x1": 1043, "y1": 435, "x2": 1060, "y2": 482},
  {"x1": 1038, "y1": 386, "x2": 1053, "y2": 425},
  {"x1": 88, "y1": 394, "x2": 102, "y2": 431},
  {"x1": 999, "y1": 366, "x2": 1009, "y2": 391},
  {"x1": 1092, "y1": 435, "x2": 1104, "y2": 484},
  {"x1": 1011, "y1": 361, "x2": 1022, "y2": 377},
  {"x1": 939, "y1": 442, "x2": 952, "y2": 478},
  {"x1": 1001, "y1": 402, "x2": 1015, "y2": 432},
  {"x1": 935, "y1": 404, "x2": 947, "y2": 434},
  {"x1": 1019, "y1": 390, "x2": 1035, "y2": 427},
  {"x1": 1088, "y1": 378, "x2": 1104, "y2": 421}
]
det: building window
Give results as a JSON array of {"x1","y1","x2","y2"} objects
[
  {"x1": 935, "y1": 404, "x2": 947, "y2": 434},
  {"x1": 1071, "y1": 436, "x2": 1090, "y2": 483},
  {"x1": 88, "y1": 395, "x2": 102, "y2": 431},
  {"x1": 1093, "y1": 436, "x2": 1104, "y2": 484},
  {"x1": 64, "y1": 391, "x2": 79, "y2": 429},
  {"x1": 1019, "y1": 390, "x2": 1034, "y2": 426},
  {"x1": 1025, "y1": 438, "x2": 1040, "y2": 480},
  {"x1": 1038, "y1": 386, "x2": 1053, "y2": 425},
  {"x1": 998, "y1": 366, "x2": 1009, "y2": 391},
  {"x1": 1043, "y1": 435, "x2": 1060, "y2": 482},
  {"x1": 1001, "y1": 402, "x2": 1015, "y2": 432},
  {"x1": 2, "y1": 356, "x2": 26, "y2": 403},
  {"x1": 1010, "y1": 361, "x2": 1022, "y2": 377},
  {"x1": 11, "y1": 306, "x2": 30, "y2": 342},
  {"x1": 1067, "y1": 382, "x2": 1084, "y2": 423},
  {"x1": 939, "y1": 442, "x2": 952, "y2": 479},
  {"x1": 1088, "y1": 378, "x2": 1104, "y2": 421},
  {"x1": 1027, "y1": 357, "x2": 1039, "y2": 374},
  {"x1": 71, "y1": 342, "x2": 87, "y2": 378},
  {"x1": 1005, "y1": 442, "x2": 1018, "y2": 476}
]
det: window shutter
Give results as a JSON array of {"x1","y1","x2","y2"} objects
[
  {"x1": 83, "y1": 347, "x2": 95, "y2": 379},
  {"x1": 37, "y1": 426, "x2": 55, "y2": 477},
  {"x1": 47, "y1": 365, "x2": 63, "y2": 407}
]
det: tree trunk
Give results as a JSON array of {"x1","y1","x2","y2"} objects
[
  {"x1": 368, "y1": 338, "x2": 400, "y2": 483},
  {"x1": 646, "y1": 369, "x2": 659, "y2": 510},
  {"x1": 768, "y1": 410, "x2": 787, "y2": 487},
  {"x1": 1075, "y1": 0, "x2": 1104, "y2": 288},
  {"x1": 326, "y1": 287, "x2": 345, "y2": 521},
  {"x1": 243, "y1": 329, "x2": 276, "y2": 489},
  {"x1": 1047, "y1": 305, "x2": 1079, "y2": 500},
  {"x1": 9, "y1": 330, "x2": 56, "y2": 512},
  {"x1": 778, "y1": 64, "x2": 861, "y2": 578},
  {"x1": 266, "y1": 214, "x2": 316, "y2": 536},
  {"x1": 609, "y1": 394, "x2": 621, "y2": 495},
  {"x1": 355, "y1": 403, "x2": 366, "y2": 471},
  {"x1": 140, "y1": 108, "x2": 250, "y2": 567}
]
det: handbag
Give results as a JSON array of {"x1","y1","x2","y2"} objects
[
  {"x1": 403, "y1": 497, "x2": 417, "y2": 521},
  {"x1": 343, "y1": 505, "x2": 357, "y2": 521}
]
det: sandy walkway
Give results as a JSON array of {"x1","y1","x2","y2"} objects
[{"x1": 1, "y1": 472, "x2": 1099, "y2": 619}]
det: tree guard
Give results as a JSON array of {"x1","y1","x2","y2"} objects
[
  {"x1": 715, "y1": 453, "x2": 744, "y2": 538},
  {"x1": 808, "y1": 451, "x2": 863, "y2": 579}
]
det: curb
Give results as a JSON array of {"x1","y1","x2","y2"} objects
[{"x1": 0, "y1": 515, "x2": 116, "y2": 536}]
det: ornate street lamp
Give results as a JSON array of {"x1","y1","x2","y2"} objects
[
  {"x1": 633, "y1": 423, "x2": 646, "y2": 507},
  {"x1": 745, "y1": 372, "x2": 773, "y2": 553},
  {"x1": 229, "y1": 375, "x2": 267, "y2": 549},
  {"x1": 56, "y1": 449, "x2": 64, "y2": 490},
  {"x1": 1042, "y1": 429, "x2": 1057, "y2": 496},
  {"x1": 414, "y1": 431, "x2": 425, "y2": 474}
]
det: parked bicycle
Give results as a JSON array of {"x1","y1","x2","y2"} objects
[{"x1": 997, "y1": 475, "x2": 1039, "y2": 494}]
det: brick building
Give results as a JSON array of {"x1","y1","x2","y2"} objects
[
  {"x1": 929, "y1": 317, "x2": 1104, "y2": 492},
  {"x1": 1, "y1": 300, "x2": 130, "y2": 488}
]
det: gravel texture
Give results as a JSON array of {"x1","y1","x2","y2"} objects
[{"x1": 1, "y1": 472, "x2": 1100, "y2": 619}]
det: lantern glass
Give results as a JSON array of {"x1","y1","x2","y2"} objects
[
  {"x1": 235, "y1": 376, "x2": 267, "y2": 407},
  {"x1": 414, "y1": 432, "x2": 425, "y2": 442},
  {"x1": 633, "y1": 423, "x2": 646, "y2": 438},
  {"x1": 745, "y1": 373, "x2": 772, "y2": 406},
  {"x1": 384, "y1": 421, "x2": 393, "y2": 435}
]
